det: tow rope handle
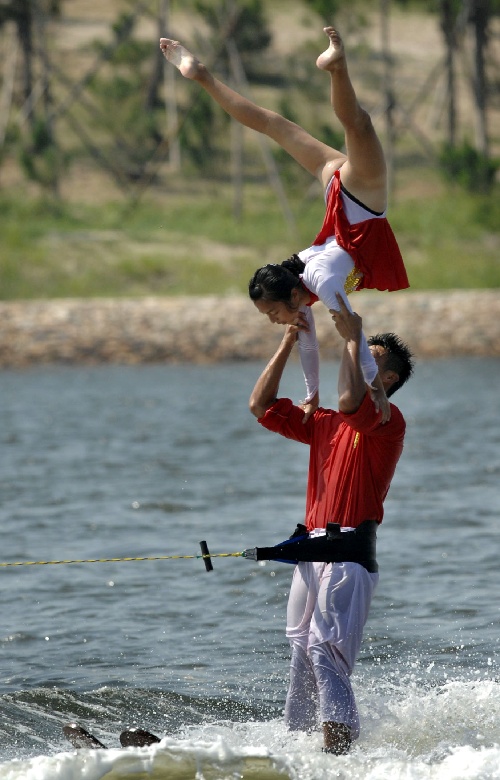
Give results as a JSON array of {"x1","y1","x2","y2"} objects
[{"x1": 199, "y1": 541, "x2": 213, "y2": 572}]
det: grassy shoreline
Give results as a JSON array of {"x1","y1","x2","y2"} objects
[
  {"x1": 1, "y1": 173, "x2": 499, "y2": 301},
  {"x1": 2, "y1": 3, "x2": 499, "y2": 300}
]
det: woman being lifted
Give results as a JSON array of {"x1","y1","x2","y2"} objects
[{"x1": 160, "y1": 25, "x2": 409, "y2": 423}]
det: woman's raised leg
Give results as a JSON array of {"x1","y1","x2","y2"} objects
[
  {"x1": 159, "y1": 38, "x2": 344, "y2": 183},
  {"x1": 316, "y1": 27, "x2": 387, "y2": 211}
]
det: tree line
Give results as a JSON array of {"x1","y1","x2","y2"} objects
[{"x1": 0, "y1": 0, "x2": 498, "y2": 199}]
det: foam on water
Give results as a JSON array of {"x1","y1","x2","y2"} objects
[
  {"x1": 0, "y1": 679, "x2": 498, "y2": 780},
  {"x1": 360, "y1": 679, "x2": 500, "y2": 755},
  {"x1": 1, "y1": 735, "x2": 499, "y2": 780}
]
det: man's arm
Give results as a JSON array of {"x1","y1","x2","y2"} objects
[
  {"x1": 330, "y1": 293, "x2": 367, "y2": 414},
  {"x1": 249, "y1": 326, "x2": 298, "y2": 419}
]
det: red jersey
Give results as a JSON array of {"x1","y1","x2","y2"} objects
[
  {"x1": 313, "y1": 170, "x2": 409, "y2": 293},
  {"x1": 258, "y1": 392, "x2": 405, "y2": 530}
]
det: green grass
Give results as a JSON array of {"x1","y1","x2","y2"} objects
[
  {"x1": 391, "y1": 188, "x2": 500, "y2": 289},
  {"x1": 1, "y1": 175, "x2": 499, "y2": 300}
]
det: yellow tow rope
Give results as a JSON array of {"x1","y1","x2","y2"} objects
[{"x1": 0, "y1": 551, "x2": 244, "y2": 568}]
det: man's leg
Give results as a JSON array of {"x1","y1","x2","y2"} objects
[
  {"x1": 308, "y1": 641, "x2": 357, "y2": 754},
  {"x1": 316, "y1": 27, "x2": 387, "y2": 212},
  {"x1": 284, "y1": 641, "x2": 318, "y2": 732},
  {"x1": 284, "y1": 562, "x2": 320, "y2": 732},
  {"x1": 310, "y1": 562, "x2": 379, "y2": 752},
  {"x1": 159, "y1": 38, "x2": 345, "y2": 183}
]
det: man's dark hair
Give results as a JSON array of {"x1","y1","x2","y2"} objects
[{"x1": 367, "y1": 333, "x2": 414, "y2": 397}]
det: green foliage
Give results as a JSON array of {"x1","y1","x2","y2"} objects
[
  {"x1": 301, "y1": 0, "x2": 368, "y2": 26},
  {"x1": 194, "y1": 0, "x2": 272, "y2": 76},
  {"x1": 109, "y1": 38, "x2": 152, "y2": 67},
  {"x1": 317, "y1": 123, "x2": 344, "y2": 154},
  {"x1": 195, "y1": 0, "x2": 271, "y2": 51},
  {"x1": 85, "y1": 14, "x2": 164, "y2": 174},
  {"x1": 111, "y1": 11, "x2": 135, "y2": 41},
  {"x1": 404, "y1": 0, "x2": 500, "y2": 15},
  {"x1": 82, "y1": 1, "x2": 274, "y2": 181},
  {"x1": 92, "y1": 14, "x2": 152, "y2": 67},
  {"x1": 178, "y1": 89, "x2": 219, "y2": 170},
  {"x1": 19, "y1": 118, "x2": 65, "y2": 193},
  {"x1": 175, "y1": 0, "x2": 274, "y2": 166},
  {"x1": 301, "y1": 0, "x2": 341, "y2": 22},
  {"x1": 439, "y1": 140, "x2": 499, "y2": 193}
]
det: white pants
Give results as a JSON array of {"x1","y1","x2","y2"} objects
[{"x1": 284, "y1": 559, "x2": 378, "y2": 739}]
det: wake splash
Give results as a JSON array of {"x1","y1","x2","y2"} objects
[{"x1": 0, "y1": 679, "x2": 498, "y2": 780}]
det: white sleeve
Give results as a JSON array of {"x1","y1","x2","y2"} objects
[{"x1": 297, "y1": 305, "x2": 319, "y2": 403}]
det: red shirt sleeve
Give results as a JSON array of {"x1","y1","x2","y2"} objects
[
  {"x1": 339, "y1": 391, "x2": 406, "y2": 440},
  {"x1": 338, "y1": 391, "x2": 381, "y2": 432},
  {"x1": 258, "y1": 398, "x2": 313, "y2": 444}
]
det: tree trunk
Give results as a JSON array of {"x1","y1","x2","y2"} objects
[
  {"x1": 380, "y1": 0, "x2": 395, "y2": 198},
  {"x1": 144, "y1": 2, "x2": 164, "y2": 112},
  {"x1": 468, "y1": 0, "x2": 490, "y2": 157},
  {"x1": 439, "y1": 0, "x2": 458, "y2": 148},
  {"x1": 34, "y1": 0, "x2": 60, "y2": 197},
  {"x1": 16, "y1": 0, "x2": 34, "y2": 128},
  {"x1": 160, "y1": 0, "x2": 180, "y2": 170}
]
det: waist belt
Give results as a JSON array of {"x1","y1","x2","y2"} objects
[{"x1": 243, "y1": 519, "x2": 378, "y2": 573}]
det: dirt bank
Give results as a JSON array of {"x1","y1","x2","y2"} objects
[{"x1": 1, "y1": 291, "x2": 499, "y2": 368}]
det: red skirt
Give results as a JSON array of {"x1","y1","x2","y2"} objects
[{"x1": 312, "y1": 170, "x2": 409, "y2": 292}]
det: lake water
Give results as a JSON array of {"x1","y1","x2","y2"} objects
[{"x1": 0, "y1": 358, "x2": 499, "y2": 779}]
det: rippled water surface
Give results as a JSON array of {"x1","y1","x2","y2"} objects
[{"x1": 0, "y1": 358, "x2": 499, "y2": 779}]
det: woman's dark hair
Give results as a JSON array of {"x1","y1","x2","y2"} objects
[
  {"x1": 248, "y1": 254, "x2": 305, "y2": 306},
  {"x1": 367, "y1": 332, "x2": 415, "y2": 397}
]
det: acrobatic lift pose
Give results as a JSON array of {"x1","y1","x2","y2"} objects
[{"x1": 160, "y1": 26, "x2": 408, "y2": 423}]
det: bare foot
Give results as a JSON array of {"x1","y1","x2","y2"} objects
[
  {"x1": 159, "y1": 38, "x2": 202, "y2": 79},
  {"x1": 316, "y1": 26, "x2": 346, "y2": 72},
  {"x1": 322, "y1": 721, "x2": 352, "y2": 755}
]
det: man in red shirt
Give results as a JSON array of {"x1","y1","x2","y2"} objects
[{"x1": 249, "y1": 295, "x2": 414, "y2": 754}]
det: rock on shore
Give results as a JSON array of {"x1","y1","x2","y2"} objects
[{"x1": 1, "y1": 291, "x2": 499, "y2": 368}]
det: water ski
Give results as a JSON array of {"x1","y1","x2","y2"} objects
[
  {"x1": 119, "y1": 727, "x2": 161, "y2": 747},
  {"x1": 63, "y1": 722, "x2": 107, "y2": 749},
  {"x1": 63, "y1": 722, "x2": 161, "y2": 750}
]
